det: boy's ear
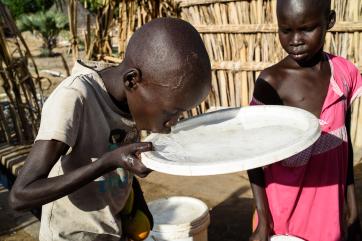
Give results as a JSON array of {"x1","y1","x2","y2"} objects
[
  {"x1": 123, "y1": 68, "x2": 141, "y2": 91},
  {"x1": 327, "y1": 10, "x2": 336, "y2": 30}
]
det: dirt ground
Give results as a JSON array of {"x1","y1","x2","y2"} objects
[
  {"x1": 0, "y1": 171, "x2": 254, "y2": 241},
  {"x1": 1, "y1": 164, "x2": 362, "y2": 241},
  {"x1": 0, "y1": 33, "x2": 362, "y2": 241},
  {"x1": 0, "y1": 230, "x2": 35, "y2": 241}
]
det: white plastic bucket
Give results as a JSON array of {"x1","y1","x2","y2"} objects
[
  {"x1": 145, "y1": 196, "x2": 210, "y2": 241},
  {"x1": 270, "y1": 235, "x2": 305, "y2": 241}
]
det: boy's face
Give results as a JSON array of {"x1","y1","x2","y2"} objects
[
  {"x1": 127, "y1": 82, "x2": 208, "y2": 133},
  {"x1": 277, "y1": 0, "x2": 333, "y2": 63}
]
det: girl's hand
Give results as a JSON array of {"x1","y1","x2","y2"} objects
[
  {"x1": 249, "y1": 221, "x2": 273, "y2": 241},
  {"x1": 347, "y1": 218, "x2": 362, "y2": 241},
  {"x1": 107, "y1": 142, "x2": 153, "y2": 177}
]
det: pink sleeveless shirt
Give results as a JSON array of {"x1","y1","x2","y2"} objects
[{"x1": 251, "y1": 54, "x2": 362, "y2": 241}]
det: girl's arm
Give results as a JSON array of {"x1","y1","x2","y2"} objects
[
  {"x1": 248, "y1": 77, "x2": 283, "y2": 240},
  {"x1": 248, "y1": 168, "x2": 274, "y2": 241}
]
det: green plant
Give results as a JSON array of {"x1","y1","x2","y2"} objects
[
  {"x1": 80, "y1": 0, "x2": 105, "y2": 13},
  {"x1": 80, "y1": 0, "x2": 120, "y2": 17},
  {"x1": 1, "y1": 0, "x2": 54, "y2": 19},
  {"x1": 17, "y1": 9, "x2": 68, "y2": 56}
]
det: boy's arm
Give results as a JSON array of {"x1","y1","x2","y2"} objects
[
  {"x1": 9, "y1": 140, "x2": 152, "y2": 211},
  {"x1": 248, "y1": 77, "x2": 282, "y2": 240}
]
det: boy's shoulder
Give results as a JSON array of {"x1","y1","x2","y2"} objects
[
  {"x1": 50, "y1": 60, "x2": 111, "y2": 99},
  {"x1": 49, "y1": 74, "x2": 89, "y2": 98},
  {"x1": 44, "y1": 70, "x2": 101, "y2": 109}
]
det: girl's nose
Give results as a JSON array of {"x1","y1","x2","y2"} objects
[{"x1": 290, "y1": 32, "x2": 303, "y2": 46}]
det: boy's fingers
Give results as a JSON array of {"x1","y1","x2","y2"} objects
[
  {"x1": 140, "y1": 170, "x2": 153, "y2": 178},
  {"x1": 136, "y1": 168, "x2": 153, "y2": 178},
  {"x1": 131, "y1": 142, "x2": 153, "y2": 153}
]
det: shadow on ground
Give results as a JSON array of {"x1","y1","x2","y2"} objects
[
  {"x1": 208, "y1": 186, "x2": 253, "y2": 241},
  {"x1": 0, "y1": 186, "x2": 37, "y2": 235},
  {"x1": 354, "y1": 162, "x2": 362, "y2": 222}
]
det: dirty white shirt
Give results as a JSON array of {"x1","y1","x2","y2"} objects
[{"x1": 36, "y1": 61, "x2": 138, "y2": 241}]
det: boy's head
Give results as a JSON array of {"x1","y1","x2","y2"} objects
[
  {"x1": 121, "y1": 18, "x2": 211, "y2": 133},
  {"x1": 276, "y1": 0, "x2": 335, "y2": 63}
]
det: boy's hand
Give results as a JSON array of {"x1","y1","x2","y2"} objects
[{"x1": 107, "y1": 142, "x2": 153, "y2": 177}]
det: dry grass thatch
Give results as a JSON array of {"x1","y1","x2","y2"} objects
[{"x1": 117, "y1": 0, "x2": 180, "y2": 58}]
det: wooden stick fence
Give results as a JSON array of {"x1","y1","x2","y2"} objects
[
  {"x1": 74, "y1": 0, "x2": 179, "y2": 60},
  {"x1": 0, "y1": 3, "x2": 44, "y2": 144},
  {"x1": 68, "y1": 0, "x2": 79, "y2": 62}
]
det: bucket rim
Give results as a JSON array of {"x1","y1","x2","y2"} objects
[
  {"x1": 148, "y1": 196, "x2": 210, "y2": 233},
  {"x1": 150, "y1": 215, "x2": 210, "y2": 239},
  {"x1": 270, "y1": 234, "x2": 305, "y2": 241}
]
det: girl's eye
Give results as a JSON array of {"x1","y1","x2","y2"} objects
[
  {"x1": 303, "y1": 27, "x2": 315, "y2": 32},
  {"x1": 279, "y1": 28, "x2": 291, "y2": 34}
]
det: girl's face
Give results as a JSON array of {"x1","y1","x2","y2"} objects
[{"x1": 277, "y1": 1, "x2": 335, "y2": 64}]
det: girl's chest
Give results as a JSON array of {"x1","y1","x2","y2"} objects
[{"x1": 278, "y1": 75, "x2": 348, "y2": 131}]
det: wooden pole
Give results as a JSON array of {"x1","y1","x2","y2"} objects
[{"x1": 68, "y1": 0, "x2": 78, "y2": 63}]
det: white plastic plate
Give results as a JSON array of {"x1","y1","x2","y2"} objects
[{"x1": 141, "y1": 106, "x2": 321, "y2": 176}]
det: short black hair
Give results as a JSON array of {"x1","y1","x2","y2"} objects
[
  {"x1": 277, "y1": 0, "x2": 332, "y2": 19},
  {"x1": 323, "y1": 0, "x2": 332, "y2": 17}
]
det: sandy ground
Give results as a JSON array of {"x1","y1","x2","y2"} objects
[
  {"x1": 0, "y1": 171, "x2": 255, "y2": 241},
  {"x1": 1, "y1": 163, "x2": 362, "y2": 241}
]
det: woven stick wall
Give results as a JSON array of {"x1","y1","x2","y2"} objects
[{"x1": 176, "y1": 0, "x2": 362, "y2": 151}]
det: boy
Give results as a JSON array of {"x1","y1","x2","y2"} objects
[
  {"x1": 248, "y1": 0, "x2": 362, "y2": 240},
  {"x1": 9, "y1": 17, "x2": 211, "y2": 241}
]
